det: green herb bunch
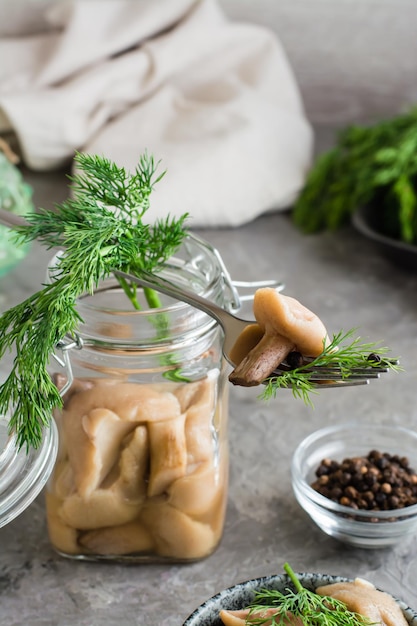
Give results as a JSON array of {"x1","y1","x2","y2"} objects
[
  {"x1": 245, "y1": 563, "x2": 374, "y2": 626},
  {"x1": 0, "y1": 152, "x2": 188, "y2": 450},
  {"x1": 261, "y1": 329, "x2": 401, "y2": 407},
  {"x1": 293, "y1": 107, "x2": 417, "y2": 244}
]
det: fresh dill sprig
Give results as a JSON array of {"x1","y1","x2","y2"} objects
[
  {"x1": 0, "y1": 151, "x2": 188, "y2": 450},
  {"x1": 260, "y1": 329, "x2": 401, "y2": 407},
  {"x1": 18, "y1": 152, "x2": 188, "y2": 299},
  {"x1": 245, "y1": 562, "x2": 374, "y2": 626},
  {"x1": 292, "y1": 107, "x2": 417, "y2": 243}
]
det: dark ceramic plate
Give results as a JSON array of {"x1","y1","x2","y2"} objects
[
  {"x1": 352, "y1": 204, "x2": 417, "y2": 271},
  {"x1": 182, "y1": 573, "x2": 417, "y2": 626}
]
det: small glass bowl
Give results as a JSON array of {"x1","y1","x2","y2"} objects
[{"x1": 291, "y1": 423, "x2": 417, "y2": 549}]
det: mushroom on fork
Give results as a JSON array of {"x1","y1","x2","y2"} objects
[{"x1": 228, "y1": 288, "x2": 329, "y2": 387}]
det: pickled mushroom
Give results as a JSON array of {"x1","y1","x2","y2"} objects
[
  {"x1": 59, "y1": 486, "x2": 142, "y2": 529},
  {"x1": 45, "y1": 492, "x2": 79, "y2": 555},
  {"x1": 229, "y1": 289, "x2": 329, "y2": 386},
  {"x1": 62, "y1": 384, "x2": 181, "y2": 497},
  {"x1": 174, "y1": 379, "x2": 206, "y2": 412},
  {"x1": 63, "y1": 407, "x2": 139, "y2": 498},
  {"x1": 184, "y1": 378, "x2": 217, "y2": 465},
  {"x1": 220, "y1": 578, "x2": 408, "y2": 626},
  {"x1": 184, "y1": 403, "x2": 215, "y2": 465},
  {"x1": 112, "y1": 425, "x2": 149, "y2": 501},
  {"x1": 228, "y1": 323, "x2": 264, "y2": 367},
  {"x1": 47, "y1": 375, "x2": 227, "y2": 559},
  {"x1": 167, "y1": 461, "x2": 222, "y2": 516},
  {"x1": 65, "y1": 382, "x2": 181, "y2": 422},
  {"x1": 220, "y1": 609, "x2": 303, "y2": 626},
  {"x1": 219, "y1": 610, "x2": 249, "y2": 626},
  {"x1": 79, "y1": 520, "x2": 154, "y2": 555},
  {"x1": 140, "y1": 500, "x2": 217, "y2": 559},
  {"x1": 52, "y1": 460, "x2": 75, "y2": 500},
  {"x1": 316, "y1": 578, "x2": 408, "y2": 626},
  {"x1": 147, "y1": 413, "x2": 187, "y2": 497}
]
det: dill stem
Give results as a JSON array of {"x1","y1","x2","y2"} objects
[
  {"x1": 116, "y1": 275, "x2": 142, "y2": 310},
  {"x1": 115, "y1": 271, "x2": 169, "y2": 338},
  {"x1": 143, "y1": 286, "x2": 163, "y2": 309},
  {"x1": 283, "y1": 562, "x2": 304, "y2": 593},
  {"x1": 116, "y1": 274, "x2": 163, "y2": 312}
]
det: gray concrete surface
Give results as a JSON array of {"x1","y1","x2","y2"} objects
[{"x1": 1, "y1": 164, "x2": 417, "y2": 625}]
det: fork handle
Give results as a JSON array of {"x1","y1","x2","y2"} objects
[{"x1": 112, "y1": 269, "x2": 234, "y2": 331}]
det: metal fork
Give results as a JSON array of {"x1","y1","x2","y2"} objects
[
  {"x1": 113, "y1": 269, "x2": 395, "y2": 388},
  {"x1": 0, "y1": 208, "x2": 395, "y2": 388}
]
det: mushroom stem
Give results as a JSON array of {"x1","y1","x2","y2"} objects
[{"x1": 229, "y1": 333, "x2": 295, "y2": 387}]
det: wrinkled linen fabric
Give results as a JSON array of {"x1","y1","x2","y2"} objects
[{"x1": 0, "y1": 0, "x2": 313, "y2": 227}]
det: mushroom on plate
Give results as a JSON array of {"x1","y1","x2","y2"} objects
[
  {"x1": 220, "y1": 608, "x2": 303, "y2": 625},
  {"x1": 316, "y1": 578, "x2": 409, "y2": 626}
]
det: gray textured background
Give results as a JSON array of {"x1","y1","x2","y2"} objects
[{"x1": 221, "y1": 0, "x2": 417, "y2": 125}]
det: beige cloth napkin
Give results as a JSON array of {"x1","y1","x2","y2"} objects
[{"x1": 0, "y1": 0, "x2": 313, "y2": 227}]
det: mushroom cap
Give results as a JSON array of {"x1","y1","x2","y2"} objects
[
  {"x1": 316, "y1": 579, "x2": 408, "y2": 626},
  {"x1": 253, "y1": 288, "x2": 329, "y2": 356}
]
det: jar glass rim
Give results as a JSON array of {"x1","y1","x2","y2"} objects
[
  {"x1": 46, "y1": 233, "x2": 229, "y2": 310},
  {"x1": 46, "y1": 234, "x2": 232, "y2": 350}
]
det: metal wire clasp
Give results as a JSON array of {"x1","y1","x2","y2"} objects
[
  {"x1": 187, "y1": 232, "x2": 285, "y2": 314},
  {"x1": 51, "y1": 334, "x2": 83, "y2": 397}
]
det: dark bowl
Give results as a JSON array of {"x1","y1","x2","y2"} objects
[
  {"x1": 182, "y1": 572, "x2": 417, "y2": 626},
  {"x1": 352, "y1": 204, "x2": 417, "y2": 271}
]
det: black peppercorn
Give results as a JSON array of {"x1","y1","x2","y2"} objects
[
  {"x1": 367, "y1": 353, "x2": 382, "y2": 364},
  {"x1": 286, "y1": 351, "x2": 304, "y2": 369},
  {"x1": 388, "y1": 495, "x2": 400, "y2": 508},
  {"x1": 364, "y1": 471, "x2": 377, "y2": 486},
  {"x1": 310, "y1": 448, "x2": 417, "y2": 515}
]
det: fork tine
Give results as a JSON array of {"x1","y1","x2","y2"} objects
[
  {"x1": 309, "y1": 368, "x2": 387, "y2": 375},
  {"x1": 263, "y1": 376, "x2": 370, "y2": 388},
  {"x1": 276, "y1": 365, "x2": 388, "y2": 375},
  {"x1": 270, "y1": 369, "x2": 380, "y2": 381},
  {"x1": 274, "y1": 359, "x2": 397, "y2": 379},
  {"x1": 307, "y1": 372, "x2": 380, "y2": 381},
  {"x1": 307, "y1": 380, "x2": 370, "y2": 388},
  {"x1": 299, "y1": 356, "x2": 399, "y2": 366},
  {"x1": 274, "y1": 365, "x2": 386, "y2": 378}
]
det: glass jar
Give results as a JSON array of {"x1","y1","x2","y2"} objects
[{"x1": 45, "y1": 235, "x2": 236, "y2": 562}]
